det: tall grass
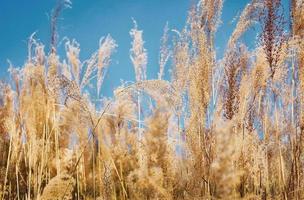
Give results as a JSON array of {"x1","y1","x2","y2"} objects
[{"x1": 0, "y1": 0, "x2": 304, "y2": 199}]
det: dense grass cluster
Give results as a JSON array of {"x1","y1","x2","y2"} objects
[{"x1": 0, "y1": 0, "x2": 304, "y2": 199}]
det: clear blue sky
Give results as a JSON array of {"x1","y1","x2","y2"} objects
[{"x1": 0, "y1": 0, "x2": 288, "y2": 97}]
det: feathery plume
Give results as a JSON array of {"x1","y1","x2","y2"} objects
[{"x1": 130, "y1": 19, "x2": 147, "y2": 82}]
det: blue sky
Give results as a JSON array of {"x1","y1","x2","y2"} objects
[{"x1": 0, "y1": 0, "x2": 288, "y2": 97}]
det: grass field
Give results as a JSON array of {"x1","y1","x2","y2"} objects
[{"x1": 0, "y1": 0, "x2": 304, "y2": 199}]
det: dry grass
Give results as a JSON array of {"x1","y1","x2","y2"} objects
[{"x1": 1, "y1": 0, "x2": 304, "y2": 199}]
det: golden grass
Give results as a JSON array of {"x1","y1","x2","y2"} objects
[{"x1": 1, "y1": 0, "x2": 304, "y2": 199}]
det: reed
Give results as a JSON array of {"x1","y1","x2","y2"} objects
[{"x1": 0, "y1": 0, "x2": 304, "y2": 199}]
